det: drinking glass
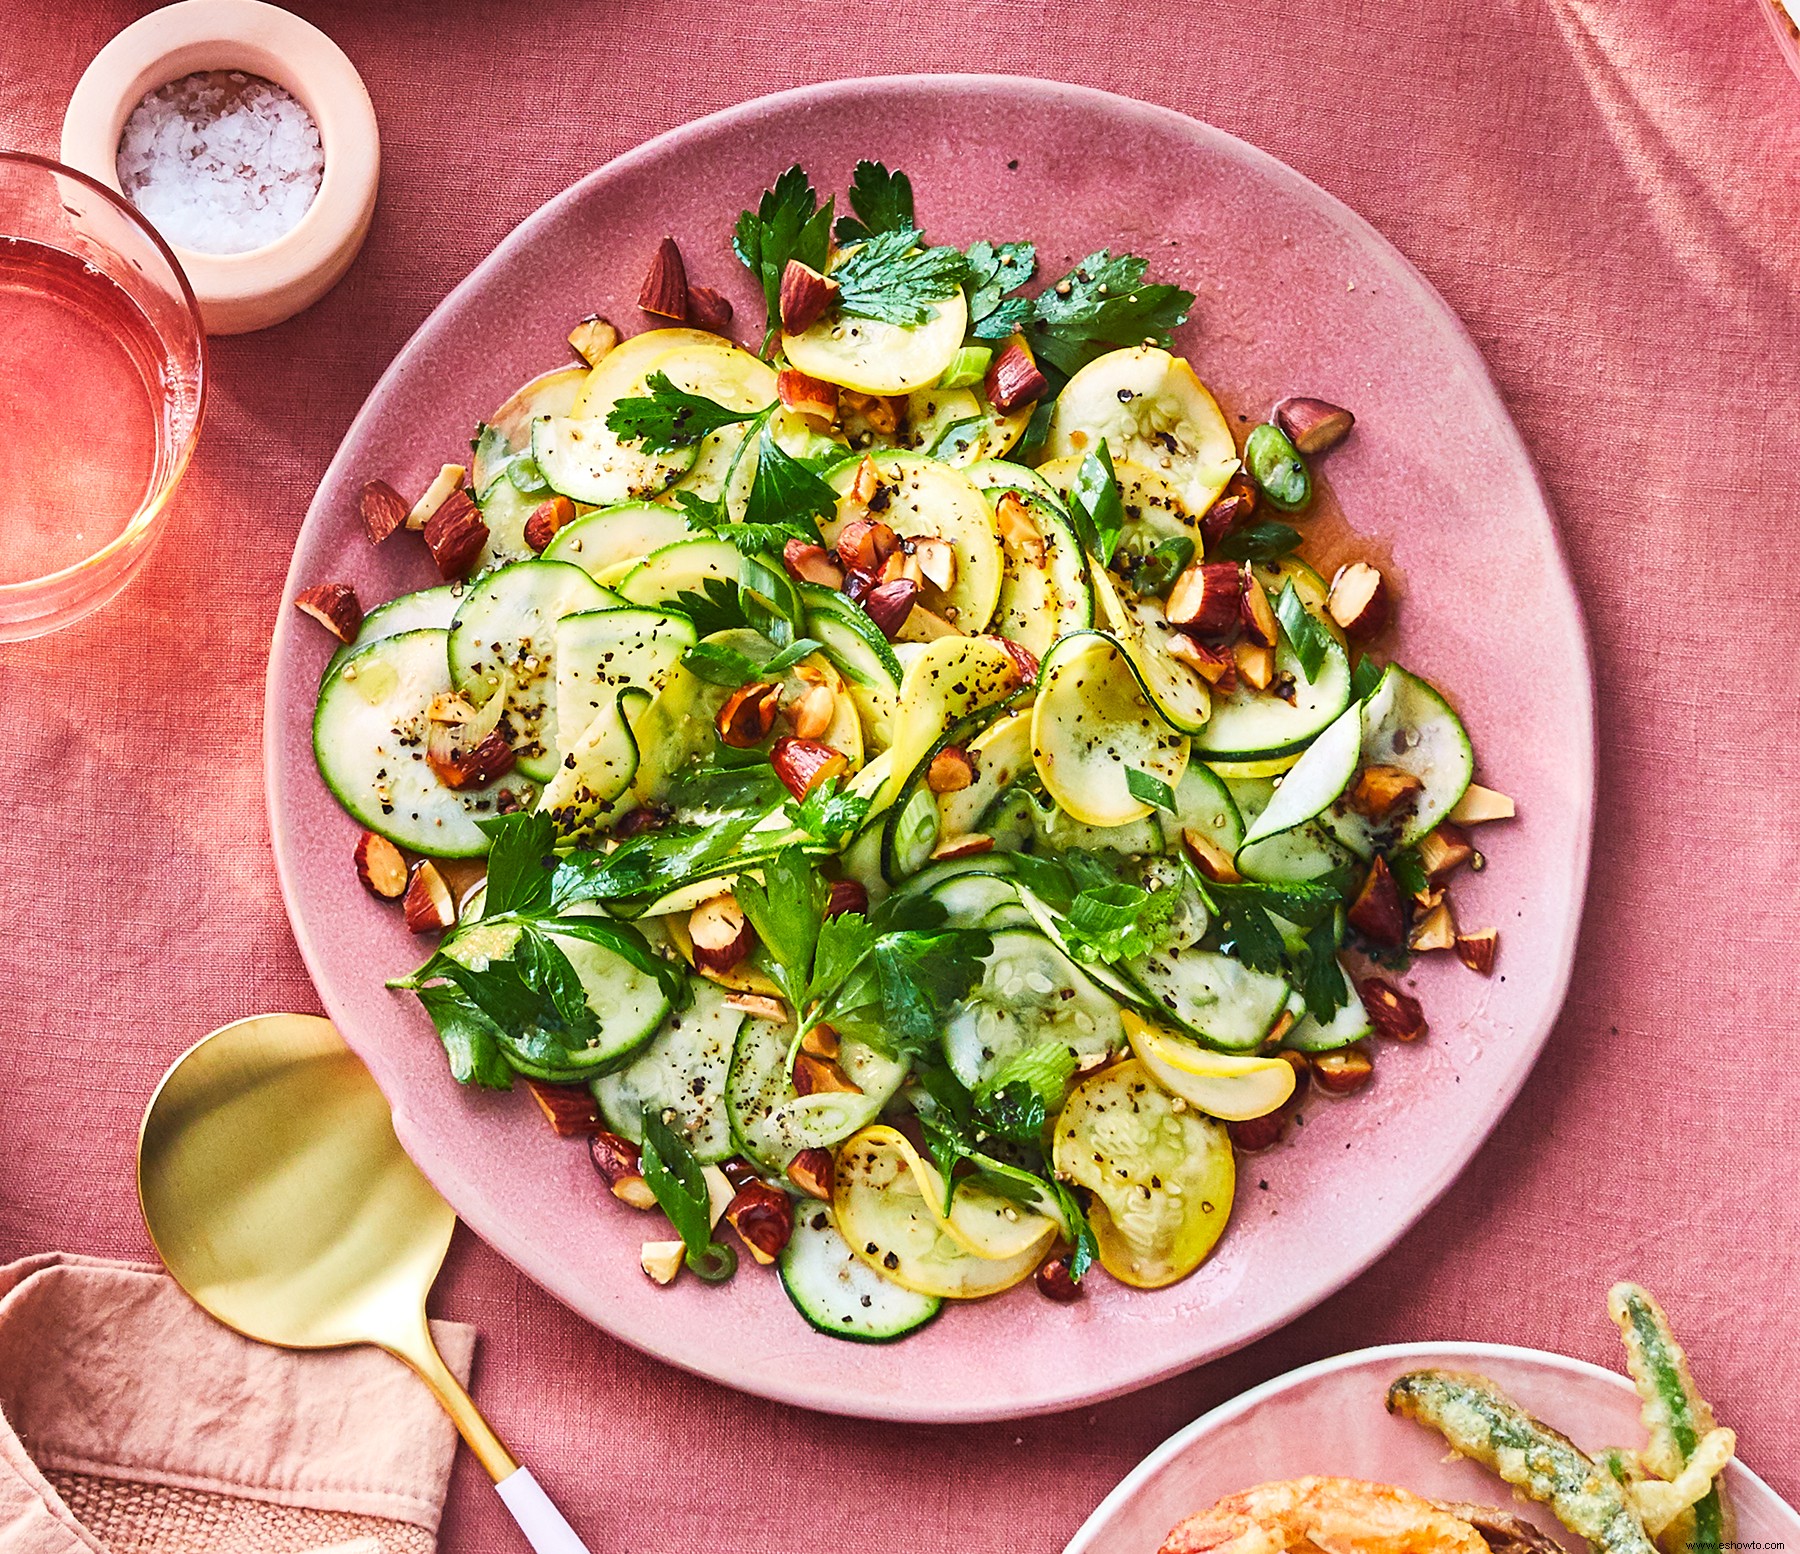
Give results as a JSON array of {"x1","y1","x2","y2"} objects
[{"x1": 0, "y1": 150, "x2": 206, "y2": 640}]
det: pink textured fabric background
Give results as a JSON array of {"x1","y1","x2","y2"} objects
[{"x1": 3, "y1": 2, "x2": 1798, "y2": 1549}]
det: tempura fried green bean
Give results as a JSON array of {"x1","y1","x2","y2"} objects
[
  {"x1": 1608, "y1": 1282, "x2": 1731, "y2": 1554},
  {"x1": 1387, "y1": 1370, "x2": 1658, "y2": 1554}
]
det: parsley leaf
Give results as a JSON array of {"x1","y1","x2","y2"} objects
[
  {"x1": 1274, "y1": 580, "x2": 1331, "y2": 682},
  {"x1": 1047, "y1": 1179, "x2": 1098, "y2": 1281},
  {"x1": 833, "y1": 226, "x2": 968, "y2": 327},
  {"x1": 786, "y1": 776, "x2": 870, "y2": 849},
  {"x1": 606, "y1": 371, "x2": 760, "y2": 454},
  {"x1": 834, "y1": 160, "x2": 915, "y2": 242},
  {"x1": 734, "y1": 165, "x2": 834, "y2": 344},
  {"x1": 964, "y1": 239, "x2": 1038, "y2": 340},
  {"x1": 477, "y1": 811, "x2": 556, "y2": 917},
  {"x1": 680, "y1": 635, "x2": 824, "y2": 688},
  {"x1": 1297, "y1": 915, "x2": 1350, "y2": 1024},
  {"x1": 413, "y1": 985, "x2": 512, "y2": 1089},
  {"x1": 669, "y1": 576, "x2": 752, "y2": 637},
  {"x1": 733, "y1": 846, "x2": 827, "y2": 1005},
  {"x1": 1213, "y1": 521, "x2": 1303, "y2": 563},
  {"x1": 640, "y1": 1107, "x2": 737, "y2": 1279},
  {"x1": 975, "y1": 1041, "x2": 1077, "y2": 1141},
  {"x1": 1027, "y1": 250, "x2": 1194, "y2": 378},
  {"x1": 742, "y1": 424, "x2": 838, "y2": 536},
  {"x1": 1203, "y1": 886, "x2": 1289, "y2": 975},
  {"x1": 1068, "y1": 440, "x2": 1127, "y2": 564}
]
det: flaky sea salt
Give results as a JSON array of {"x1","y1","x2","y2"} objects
[{"x1": 116, "y1": 71, "x2": 324, "y2": 255}]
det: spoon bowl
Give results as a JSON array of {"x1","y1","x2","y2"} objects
[{"x1": 138, "y1": 1013, "x2": 590, "y2": 1553}]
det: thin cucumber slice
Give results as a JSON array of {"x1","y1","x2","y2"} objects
[
  {"x1": 544, "y1": 502, "x2": 696, "y2": 578},
  {"x1": 1239, "y1": 696, "x2": 1363, "y2": 846},
  {"x1": 531, "y1": 412, "x2": 694, "y2": 507},
  {"x1": 725, "y1": 1015, "x2": 906, "y2": 1170},
  {"x1": 799, "y1": 582, "x2": 902, "y2": 750},
  {"x1": 445, "y1": 559, "x2": 618, "y2": 781},
  {"x1": 1156, "y1": 764, "x2": 1244, "y2": 856},
  {"x1": 1092, "y1": 569, "x2": 1213, "y2": 735},
  {"x1": 615, "y1": 536, "x2": 744, "y2": 607},
  {"x1": 325, "y1": 584, "x2": 457, "y2": 678},
  {"x1": 924, "y1": 870, "x2": 1028, "y2": 930},
  {"x1": 1191, "y1": 633, "x2": 1353, "y2": 761},
  {"x1": 1125, "y1": 946, "x2": 1291, "y2": 1052},
  {"x1": 312, "y1": 628, "x2": 534, "y2": 857},
  {"x1": 963, "y1": 459, "x2": 1063, "y2": 504},
  {"x1": 1283, "y1": 971, "x2": 1373, "y2": 1052},
  {"x1": 938, "y1": 711, "x2": 1031, "y2": 842},
  {"x1": 473, "y1": 365, "x2": 589, "y2": 498},
  {"x1": 942, "y1": 929, "x2": 1123, "y2": 1090},
  {"x1": 537, "y1": 686, "x2": 648, "y2": 836},
  {"x1": 987, "y1": 486, "x2": 1093, "y2": 660},
  {"x1": 592, "y1": 978, "x2": 741, "y2": 1162},
  {"x1": 553, "y1": 607, "x2": 696, "y2": 757},
  {"x1": 1031, "y1": 631, "x2": 1190, "y2": 827},
  {"x1": 891, "y1": 853, "x2": 1019, "y2": 897},
  {"x1": 780, "y1": 1205, "x2": 941, "y2": 1342},
  {"x1": 1321, "y1": 665, "x2": 1475, "y2": 856},
  {"x1": 882, "y1": 784, "x2": 940, "y2": 884}
]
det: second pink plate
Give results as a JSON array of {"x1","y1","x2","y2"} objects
[
  {"x1": 266, "y1": 77, "x2": 1595, "y2": 1420},
  {"x1": 1066, "y1": 1343, "x2": 1796, "y2": 1553}
]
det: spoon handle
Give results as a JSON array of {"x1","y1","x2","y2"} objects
[
  {"x1": 495, "y1": 1466, "x2": 594, "y2": 1554},
  {"x1": 398, "y1": 1328, "x2": 593, "y2": 1552}
]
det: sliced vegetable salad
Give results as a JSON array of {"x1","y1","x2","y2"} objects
[{"x1": 300, "y1": 160, "x2": 1516, "y2": 1341}]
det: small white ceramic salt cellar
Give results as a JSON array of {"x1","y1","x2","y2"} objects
[{"x1": 60, "y1": 0, "x2": 379, "y2": 334}]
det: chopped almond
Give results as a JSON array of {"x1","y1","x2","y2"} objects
[
  {"x1": 724, "y1": 992, "x2": 789, "y2": 1022},
  {"x1": 1181, "y1": 827, "x2": 1241, "y2": 883},
  {"x1": 895, "y1": 602, "x2": 962, "y2": 643},
  {"x1": 1448, "y1": 783, "x2": 1515, "y2": 824},
  {"x1": 295, "y1": 582, "x2": 363, "y2": 642},
  {"x1": 927, "y1": 745, "x2": 978, "y2": 793},
  {"x1": 793, "y1": 1052, "x2": 862, "y2": 1096},
  {"x1": 358, "y1": 479, "x2": 409, "y2": 544},
  {"x1": 641, "y1": 1239, "x2": 685, "y2": 1285},
  {"x1": 403, "y1": 861, "x2": 456, "y2": 934},
  {"x1": 1347, "y1": 764, "x2": 1424, "y2": 821},
  {"x1": 523, "y1": 1078, "x2": 602, "y2": 1137},
  {"x1": 778, "y1": 367, "x2": 839, "y2": 423},
  {"x1": 1239, "y1": 570, "x2": 1279, "y2": 647},
  {"x1": 638, "y1": 236, "x2": 689, "y2": 319},
  {"x1": 1346, "y1": 856, "x2": 1405, "y2": 946},
  {"x1": 1327, "y1": 561, "x2": 1390, "y2": 640},
  {"x1": 786, "y1": 681, "x2": 836, "y2": 741},
  {"x1": 1233, "y1": 641, "x2": 1276, "y2": 691},
  {"x1": 1417, "y1": 823, "x2": 1475, "y2": 881},
  {"x1": 1359, "y1": 978, "x2": 1427, "y2": 1042},
  {"x1": 1455, "y1": 928, "x2": 1498, "y2": 975},
  {"x1": 354, "y1": 830, "x2": 408, "y2": 899},
  {"x1": 1409, "y1": 900, "x2": 1457, "y2": 952},
  {"x1": 1166, "y1": 562, "x2": 1244, "y2": 636},
  {"x1": 406, "y1": 463, "x2": 469, "y2": 530},
  {"x1": 931, "y1": 833, "x2": 995, "y2": 862},
  {"x1": 567, "y1": 314, "x2": 618, "y2": 366}
]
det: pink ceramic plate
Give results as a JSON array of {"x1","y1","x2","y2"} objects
[
  {"x1": 265, "y1": 77, "x2": 1595, "y2": 1421},
  {"x1": 1065, "y1": 1342, "x2": 1797, "y2": 1553}
]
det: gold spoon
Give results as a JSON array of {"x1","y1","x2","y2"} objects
[{"x1": 138, "y1": 1013, "x2": 590, "y2": 1553}]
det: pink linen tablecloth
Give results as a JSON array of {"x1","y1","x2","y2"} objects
[{"x1": 3, "y1": 2, "x2": 1797, "y2": 1549}]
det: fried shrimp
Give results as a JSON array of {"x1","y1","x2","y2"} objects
[{"x1": 1160, "y1": 1477, "x2": 1495, "y2": 1554}]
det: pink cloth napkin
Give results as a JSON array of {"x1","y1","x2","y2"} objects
[{"x1": 0, "y1": 1254, "x2": 474, "y2": 1554}]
